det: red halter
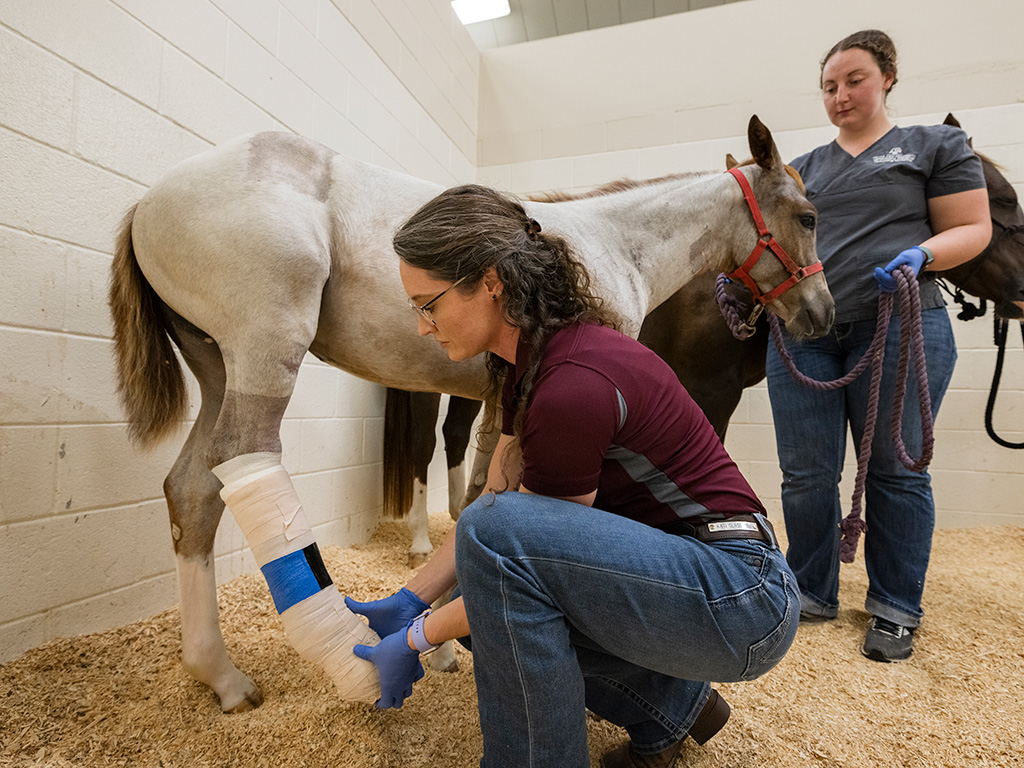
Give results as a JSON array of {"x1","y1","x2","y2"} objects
[{"x1": 725, "y1": 167, "x2": 823, "y2": 310}]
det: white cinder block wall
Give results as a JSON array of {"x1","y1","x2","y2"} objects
[
  {"x1": 0, "y1": 0, "x2": 478, "y2": 663},
  {"x1": 476, "y1": 0, "x2": 1024, "y2": 529},
  {"x1": 2, "y1": 0, "x2": 1022, "y2": 665}
]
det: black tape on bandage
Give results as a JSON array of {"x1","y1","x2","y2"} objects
[{"x1": 303, "y1": 543, "x2": 334, "y2": 591}]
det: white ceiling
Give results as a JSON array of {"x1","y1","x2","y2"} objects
[{"x1": 463, "y1": 0, "x2": 741, "y2": 49}]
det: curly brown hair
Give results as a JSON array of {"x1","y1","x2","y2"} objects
[
  {"x1": 393, "y1": 184, "x2": 619, "y2": 487},
  {"x1": 820, "y1": 29, "x2": 899, "y2": 96}
]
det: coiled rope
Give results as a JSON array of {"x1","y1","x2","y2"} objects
[
  {"x1": 714, "y1": 273, "x2": 761, "y2": 340},
  {"x1": 716, "y1": 265, "x2": 934, "y2": 562}
]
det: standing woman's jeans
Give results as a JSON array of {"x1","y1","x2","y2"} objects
[
  {"x1": 765, "y1": 306, "x2": 957, "y2": 627},
  {"x1": 454, "y1": 492, "x2": 799, "y2": 768}
]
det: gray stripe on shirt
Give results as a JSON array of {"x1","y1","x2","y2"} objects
[
  {"x1": 615, "y1": 388, "x2": 628, "y2": 432},
  {"x1": 606, "y1": 444, "x2": 710, "y2": 519}
]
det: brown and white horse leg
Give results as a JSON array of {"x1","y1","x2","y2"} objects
[
  {"x1": 163, "y1": 316, "x2": 263, "y2": 712},
  {"x1": 460, "y1": 406, "x2": 500, "y2": 509},
  {"x1": 407, "y1": 394, "x2": 481, "y2": 566},
  {"x1": 407, "y1": 392, "x2": 441, "y2": 568},
  {"x1": 202, "y1": 332, "x2": 381, "y2": 704},
  {"x1": 442, "y1": 396, "x2": 483, "y2": 521},
  {"x1": 398, "y1": 391, "x2": 459, "y2": 672},
  {"x1": 421, "y1": 398, "x2": 482, "y2": 674},
  {"x1": 425, "y1": 405, "x2": 500, "y2": 673}
]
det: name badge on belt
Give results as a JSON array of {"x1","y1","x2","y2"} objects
[{"x1": 707, "y1": 520, "x2": 759, "y2": 533}]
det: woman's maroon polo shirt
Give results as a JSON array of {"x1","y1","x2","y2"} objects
[{"x1": 502, "y1": 322, "x2": 765, "y2": 529}]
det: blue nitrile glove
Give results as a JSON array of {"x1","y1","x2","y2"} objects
[
  {"x1": 353, "y1": 629, "x2": 425, "y2": 709},
  {"x1": 874, "y1": 247, "x2": 928, "y2": 292},
  {"x1": 345, "y1": 587, "x2": 430, "y2": 638}
]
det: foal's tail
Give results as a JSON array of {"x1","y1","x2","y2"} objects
[
  {"x1": 382, "y1": 387, "x2": 414, "y2": 519},
  {"x1": 109, "y1": 204, "x2": 188, "y2": 447}
]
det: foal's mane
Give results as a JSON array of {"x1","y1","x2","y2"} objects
[
  {"x1": 527, "y1": 162, "x2": 807, "y2": 204},
  {"x1": 527, "y1": 172, "x2": 702, "y2": 203}
]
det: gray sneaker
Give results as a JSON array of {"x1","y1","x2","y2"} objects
[{"x1": 862, "y1": 616, "x2": 914, "y2": 662}]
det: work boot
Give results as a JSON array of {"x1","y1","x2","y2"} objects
[{"x1": 600, "y1": 689, "x2": 730, "y2": 768}]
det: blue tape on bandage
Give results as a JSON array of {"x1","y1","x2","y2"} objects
[{"x1": 261, "y1": 545, "x2": 331, "y2": 614}]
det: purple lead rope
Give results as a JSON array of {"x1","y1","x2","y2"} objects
[{"x1": 716, "y1": 266, "x2": 934, "y2": 563}]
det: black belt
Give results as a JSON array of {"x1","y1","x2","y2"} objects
[{"x1": 663, "y1": 514, "x2": 776, "y2": 545}]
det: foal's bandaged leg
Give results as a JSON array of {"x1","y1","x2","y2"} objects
[{"x1": 213, "y1": 453, "x2": 380, "y2": 703}]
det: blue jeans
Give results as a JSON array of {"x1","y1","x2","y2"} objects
[
  {"x1": 454, "y1": 492, "x2": 799, "y2": 768},
  {"x1": 766, "y1": 307, "x2": 957, "y2": 627}
]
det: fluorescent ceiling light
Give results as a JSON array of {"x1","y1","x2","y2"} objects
[{"x1": 451, "y1": 0, "x2": 511, "y2": 25}]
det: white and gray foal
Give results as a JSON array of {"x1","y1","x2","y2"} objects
[{"x1": 109, "y1": 117, "x2": 833, "y2": 712}]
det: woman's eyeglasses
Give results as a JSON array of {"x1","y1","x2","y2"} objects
[{"x1": 408, "y1": 275, "x2": 469, "y2": 326}]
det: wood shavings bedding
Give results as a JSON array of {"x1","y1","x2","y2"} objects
[{"x1": 2, "y1": 516, "x2": 1021, "y2": 767}]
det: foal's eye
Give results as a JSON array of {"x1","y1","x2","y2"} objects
[{"x1": 799, "y1": 214, "x2": 816, "y2": 231}]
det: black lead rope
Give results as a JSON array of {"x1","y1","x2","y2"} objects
[
  {"x1": 985, "y1": 314, "x2": 1024, "y2": 449},
  {"x1": 935, "y1": 277, "x2": 1023, "y2": 449}
]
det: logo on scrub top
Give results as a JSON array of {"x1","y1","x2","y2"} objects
[{"x1": 873, "y1": 147, "x2": 916, "y2": 164}]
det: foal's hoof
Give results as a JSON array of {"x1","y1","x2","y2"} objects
[
  {"x1": 408, "y1": 551, "x2": 431, "y2": 569},
  {"x1": 427, "y1": 655, "x2": 459, "y2": 674},
  {"x1": 427, "y1": 642, "x2": 459, "y2": 673},
  {"x1": 222, "y1": 685, "x2": 264, "y2": 714}
]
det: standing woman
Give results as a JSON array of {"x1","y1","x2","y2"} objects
[
  {"x1": 345, "y1": 184, "x2": 800, "y2": 768},
  {"x1": 767, "y1": 30, "x2": 990, "y2": 661}
]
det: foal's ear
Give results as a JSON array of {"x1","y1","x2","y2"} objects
[
  {"x1": 747, "y1": 115, "x2": 782, "y2": 172},
  {"x1": 725, "y1": 153, "x2": 739, "y2": 170}
]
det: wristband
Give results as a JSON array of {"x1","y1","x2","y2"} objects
[
  {"x1": 409, "y1": 610, "x2": 440, "y2": 654},
  {"x1": 918, "y1": 246, "x2": 934, "y2": 269}
]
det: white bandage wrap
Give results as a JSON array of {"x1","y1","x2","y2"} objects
[
  {"x1": 213, "y1": 453, "x2": 381, "y2": 703},
  {"x1": 216, "y1": 454, "x2": 317, "y2": 565},
  {"x1": 280, "y1": 586, "x2": 381, "y2": 699}
]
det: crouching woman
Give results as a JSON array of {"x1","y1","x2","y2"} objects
[{"x1": 346, "y1": 184, "x2": 800, "y2": 768}]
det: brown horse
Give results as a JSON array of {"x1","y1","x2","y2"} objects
[{"x1": 940, "y1": 114, "x2": 1024, "y2": 320}]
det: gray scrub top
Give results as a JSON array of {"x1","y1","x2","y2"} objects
[{"x1": 790, "y1": 124, "x2": 985, "y2": 324}]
